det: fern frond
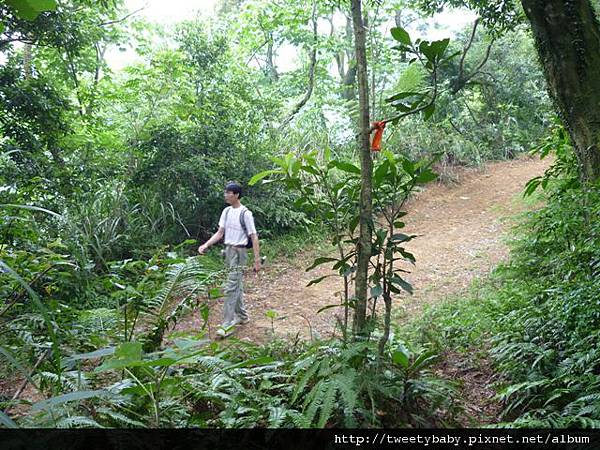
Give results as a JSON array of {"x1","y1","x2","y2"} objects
[
  {"x1": 56, "y1": 416, "x2": 103, "y2": 428},
  {"x1": 317, "y1": 380, "x2": 338, "y2": 428},
  {"x1": 96, "y1": 407, "x2": 145, "y2": 428}
]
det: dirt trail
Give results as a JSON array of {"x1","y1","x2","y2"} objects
[{"x1": 171, "y1": 155, "x2": 550, "y2": 343}]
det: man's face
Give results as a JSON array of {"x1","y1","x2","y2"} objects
[{"x1": 224, "y1": 190, "x2": 238, "y2": 204}]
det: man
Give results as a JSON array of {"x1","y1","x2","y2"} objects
[{"x1": 198, "y1": 182, "x2": 261, "y2": 338}]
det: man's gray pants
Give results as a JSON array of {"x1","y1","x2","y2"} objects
[{"x1": 222, "y1": 246, "x2": 249, "y2": 327}]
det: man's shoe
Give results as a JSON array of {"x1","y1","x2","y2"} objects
[
  {"x1": 233, "y1": 315, "x2": 250, "y2": 325},
  {"x1": 216, "y1": 326, "x2": 233, "y2": 339}
]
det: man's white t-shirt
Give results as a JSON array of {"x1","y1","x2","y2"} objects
[{"x1": 218, "y1": 205, "x2": 257, "y2": 246}]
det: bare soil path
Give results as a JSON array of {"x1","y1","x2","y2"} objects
[{"x1": 171, "y1": 155, "x2": 550, "y2": 346}]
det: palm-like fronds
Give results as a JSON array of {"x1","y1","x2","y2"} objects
[{"x1": 139, "y1": 257, "x2": 221, "y2": 352}]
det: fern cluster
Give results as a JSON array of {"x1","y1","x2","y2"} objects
[{"x1": 414, "y1": 180, "x2": 600, "y2": 427}]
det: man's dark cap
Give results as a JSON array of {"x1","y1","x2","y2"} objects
[{"x1": 225, "y1": 182, "x2": 242, "y2": 198}]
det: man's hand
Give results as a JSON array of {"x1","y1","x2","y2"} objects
[
  {"x1": 198, "y1": 244, "x2": 208, "y2": 255},
  {"x1": 253, "y1": 258, "x2": 261, "y2": 273}
]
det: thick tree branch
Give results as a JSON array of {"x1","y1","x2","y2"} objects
[
  {"x1": 98, "y1": 5, "x2": 146, "y2": 27},
  {"x1": 278, "y1": 1, "x2": 317, "y2": 130},
  {"x1": 452, "y1": 18, "x2": 495, "y2": 94}
]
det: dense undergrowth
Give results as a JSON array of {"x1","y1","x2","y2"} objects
[{"x1": 410, "y1": 164, "x2": 600, "y2": 427}]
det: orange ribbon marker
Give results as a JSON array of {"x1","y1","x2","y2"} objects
[{"x1": 370, "y1": 121, "x2": 386, "y2": 152}]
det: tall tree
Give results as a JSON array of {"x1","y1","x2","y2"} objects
[
  {"x1": 520, "y1": 0, "x2": 600, "y2": 182},
  {"x1": 350, "y1": 0, "x2": 373, "y2": 334}
]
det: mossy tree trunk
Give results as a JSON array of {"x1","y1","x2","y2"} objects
[
  {"x1": 350, "y1": 0, "x2": 373, "y2": 335},
  {"x1": 521, "y1": 0, "x2": 600, "y2": 182}
]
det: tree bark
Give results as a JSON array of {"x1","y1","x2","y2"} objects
[
  {"x1": 350, "y1": 0, "x2": 372, "y2": 335},
  {"x1": 521, "y1": 0, "x2": 600, "y2": 182},
  {"x1": 266, "y1": 34, "x2": 279, "y2": 82}
]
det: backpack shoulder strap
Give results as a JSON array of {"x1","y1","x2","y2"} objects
[
  {"x1": 239, "y1": 207, "x2": 248, "y2": 237},
  {"x1": 223, "y1": 207, "x2": 231, "y2": 240}
]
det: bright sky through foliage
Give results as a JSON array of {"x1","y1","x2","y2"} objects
[{"x1": 104, "y1": 0, "x2": 475, "y2": 72}]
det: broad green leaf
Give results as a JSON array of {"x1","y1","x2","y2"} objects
[
  {"x1": 307, "y1": 275, "x2": 333, "y2": 287},
  {"x1": 96, "y1": 342, "x2": 143, "y2": 371},
  {"x1": 415, "y1": 169, "x2": 438, "y2": 184},
  {"x1": 349, "y1": 215, "x2": 360, "y2": 233},
  {"x1": 370, "y1": 284, "x2": 383, "y2": 298},
  {"x1": 390, "y1": 27, "x2": 411, "y2": 45},
  {"x1": 32, "y1": 390, "x2": 109, "y2": 412},
  {"x1": 331, "y1": 160, "x2": 361, "y2": 175},
  {"x1": 301, "y1": 165, "x2": 320, "y2": 176},
  {"x1": 392, "y1": 344, "x2": 410, "y2": 368},
  {"x1": 430, "y1": 38, "x2": 450, "y2": 59},
  {"x1": 392, "y1": 275, "x2": 413, "y2": 295},
  {"x1": 305, "y1": 257, "x2": 338, "y2": 271},
  {"x1": 316, "y1": 303, "x2": 343, "y2": 314},
  {"x1": 6, "y1": 0, "x2": 38, "y2": 20},
  {"x1": 391, "y1": 233, "x2": 413, "y2": 243},
  {"x1": 62, "y1": 347, "x2": 115, "y2": 367},
  {"x1": 423, "y1": 103, "x2": 435, "y2": 121},
  {"x1": 411, "y1": 351, "x2": 438, "y2": 371},
  {"x1": 401, "y1": 159, "x2": 415, "y2": 175},
  {"x1": 6, "y1": 0, "x2": 57, "y2": 20},
  {"x1": 0, "y1": 410, "x2": 17, "y2": 428},
  {"x1": 373, "y1": 161, "x2": 389, "y2": 186},
  {"x1": 248, "y1": 169, "x2": 283, "y2": 186},
  {"x1": 209, "y1": 287, "x2": 222, "y2": 298}
]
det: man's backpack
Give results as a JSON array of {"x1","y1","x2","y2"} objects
[{"x1": 224, "y1": 207, "x2": 253, "y2": 248}]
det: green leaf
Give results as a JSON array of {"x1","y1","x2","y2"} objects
[
  {"x1": 430, "y1": 38, "x2": 450, "y2": 59},
  {"x1": 411, "y1": 350, "x2": 438, "y2": 372},
  {"x1": 331, "y1": 160, "x2": 361, "y2": 175},
  {"x1": 305, "y1": 257, "x2": 338, "y2": 272},
  {"x1": 423, "y1": 103, "x2": 435, "y2": 121},
  {"x1": 0, "y1": 410, "x2": 17, "y2": 428},
  {"x1": 373, "y1": 160, "x2": 389, "y2": 186},
  {"x1": 392, "y1": 275, "x2": 413, "y2": 295},
  {"x1": 248, "y1": 169, "x2": 283, "y2": 186},
  {"x1": 0, "y1": 203, "x2": 61, "y2": 218},
  {"x1": 523, "y1": 176, "x2": 542, "y2": 197},
  {"x1": 5, "y1": 0, "x2": 57, "y2": 20},
  {"x1": 96, "y1": 342, "x2": 143, "y2": 372},
  {"x1": 370, "y1": 284, "x2": 383, "y2": 298},
  {"x1": 307, "y1": 275, "x2": 333, "y2": 287},
  {"x1": 209, "y1": 287, "x2": 222, "y2": 298},
  {"x1": 401, "y1": 159, "x2": 415, "y2": 175},
  {"x1": 349, "y1": 215, "x2": 360, "y2": 233},
  {"x1": 301, "y1": 165, "x2": 320, "y2": 176},
  {"x1": 31, "y1": 390, "x2": 109, "y2": 412},
  {"x1": 392, "y1": 344, "x2": 410, "y2": 368},
  {"x1": 391, "y1": 233, "x2": 412, "y2": 243},
  {"x1": 415, "y1": 169, "x2": 438, "y2": 184},
  {"x1": 316, "y1": 303, "x2": 343, "y2": 314},
  {"x1": 62, "y1": 347, "x2": 116, "y2": 367},
  {"x1": 390, "y1": 27, "x2": 411, "y2": 45}
]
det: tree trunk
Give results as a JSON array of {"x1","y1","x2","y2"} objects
[
  {"x1": 521, "y1": 0, "x2": 600, "y2": 182},
  {"x1": 350, "y1": 0, "x2": 372, "y2": 335},
  {"x1": 266, "y1": 34, "x2": 279, "y2": 82}
]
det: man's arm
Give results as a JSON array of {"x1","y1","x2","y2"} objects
[
  {"x1": 250, "y1": 233, "x2": 261, "y2": 272},
  {"x1": 198, "y1": 227, "x2": 224, "y2": 254}
]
